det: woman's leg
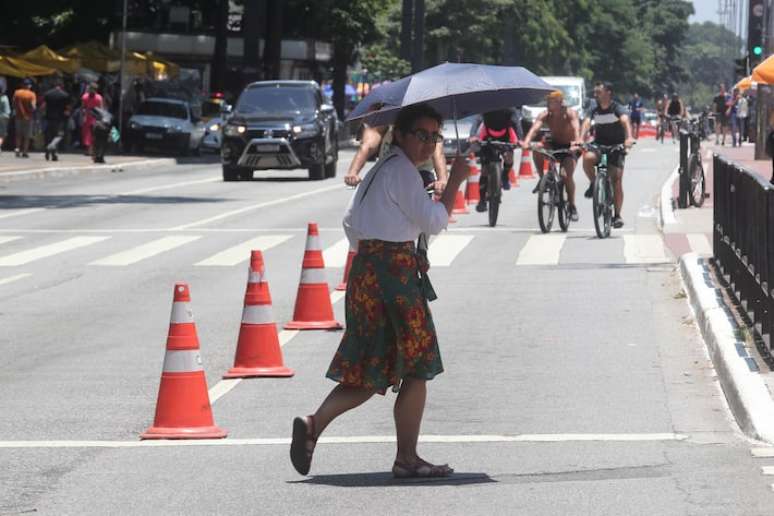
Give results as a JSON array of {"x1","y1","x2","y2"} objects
[
  {"x1": 311, "y1": 384, "x2": 376, "y2": 438},
  {"x1": 393, "y1": 377, "x2": 427, "y2": 463}
]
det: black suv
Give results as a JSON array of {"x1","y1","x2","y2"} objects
[{"x1": 220, "y1": 81, "x2": 339, "y2": 181}]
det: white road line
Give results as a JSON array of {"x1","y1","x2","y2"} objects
[
  {"x1": 171, "y1": 183, "x2": 345, "y2": 230},
  {"x1": 660, "y1": 166, "x2": 679, "y2": 226},
  {"x1": 322, "y1": 238, "x2": 351, "y2": 268},
  {"x1": 0, "y1": 236, "x2": 110, "y2": 266},
  {"x1": 0, "y1": 432, "x2": 689, "y2": 449},
  {"x1": 623, "y1": 234, "x2": 669, "y2": 264},
  {"x1": 0, "y1": 273, "x2": 32, "y2": 286},
  {"x1": 90, "y1": 236, "x2": 201, "y2": 266},
  {"x1": 0, "y1": 208, "x2": 46, "y2": 221},
  {"x1": 0, "y1": 236, "x2": 22, "y2": 245},
  {"x1": 762, "y1": 466, "x2": 774, "y2": 475},
  {"x1": 428, "y1": 234, "x2": 474, "y2": 266},
  {"x1": 752, "y1": 448, "x2": 774, "y2": 458},
  {"x1": 329, "y1": 290, "x2": 346, "y2": 305},
  {"x1": 119, "y1": 177, "x2": 220, "y2": 196},
  {"x1": 516, "y1": 234, "x2": 566, "y2": 265},
  {"x1": 195, "y1": 235, "x2": 293, "y2": 267},
  {"x1": 686, "y1": 233, "x2": 712, "y2": 255},
  {"x1": 208, "y1": 379, "x2": 242, "y2": 404}
]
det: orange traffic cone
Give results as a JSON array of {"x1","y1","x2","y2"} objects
[
  {"x1": 519, "y1": 148, "x2": 536, "y2": 178},
  {"x1": 285, "y1": 223, "x2": 343, "y2": 330},
  {"x1": 224, "y1": 251, "x2": 294, "y2": 378},
  {"x1": 336, "y1": 248, "x2": 357, "y2": 291},
  {"x1": 465, "y1": 171, "x2": 480, "y2": 204},
  {"x1": 509, "y1": 165, "x2": 519, "y2": 187},
  {"x1": 452, "y1": 186, "x2": 469, "y2": 214},
  {"x1": 141, "y1": 283, "x2": 227, "y2": 440}
]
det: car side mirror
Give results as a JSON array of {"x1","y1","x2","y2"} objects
[
  {"x1": 221, "y1": 104, "x2": 233, "y2": 115},
  {"x1": 320, "y1": 104, "x2": 335, "y2": 114}
]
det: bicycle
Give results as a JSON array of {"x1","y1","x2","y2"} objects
[
  {"x1": 472, "y1": 139, "x2": 519, "y2": 227},
  {"x1": 683, "y1": 117, "x2": 706, "y2": 208},
  {"x1": 667, "y1": 115, "x2": 682, "y2": 143},
  {"x1": 656, "y1": 115, "x2": 667, "y2": 143},
  {"x1": 582, "y1": 142, "x2": 631, "y2": 239},
  {"x1": 530, "y1": 144, "x2": 573, "y2": 233}
]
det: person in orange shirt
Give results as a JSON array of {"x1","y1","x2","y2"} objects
[
  {"x1": 80, "y1": 83, "x2": 104, "y2": 156},
  {"x1": 12, "y1": 79, "x2": 36, "y2": 158}
]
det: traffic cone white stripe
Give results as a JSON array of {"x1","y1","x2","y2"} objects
[
  {"x1": 300, "y1": 268, "x2": 328, "y2": 284},
  {"x1": 170, "y1": 302, "x2": 194, "y2": 324},
  {"x1": 241, "y1": 305, "x2": 275, "y2": 325},
  {"x1": 305, "y1": 235, "x2": 322, "y2": 251},
  {"x1": 248, "y1": 269, "x2": 267, "y2": 283},
  {"x1": 468, "y1": 174, "x2": 480, "y2": 184},
  {"x1": 161, "y1": 349, "x2": 204, "y2": 373}
]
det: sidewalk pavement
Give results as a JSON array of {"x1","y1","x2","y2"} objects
[
  {"x1": 660, "y1": 141, "x2": 774, "y2": 444},
  {"x1": 0, "y1": 149, "x2": 186, "y2": 183}
]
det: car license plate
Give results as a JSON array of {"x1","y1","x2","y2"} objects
[
  {"x1": 255, "y1": 143, "x2": 280, "y2": 153},
  {"x1": 145, "y1": 133, "x2": 163, "y2": 140}
]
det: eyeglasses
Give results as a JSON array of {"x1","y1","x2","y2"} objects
[{"x1": 409, "y1": 128, "x2": 443, "y2": 144}]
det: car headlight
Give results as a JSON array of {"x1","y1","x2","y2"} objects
[
  {"x1": 292, "y1": 123, "x2": 320, "y2": 138},
  {"x1": 208, "y1": 123, "x2": 220, "y2": 132},
  {"x1": 224, "y1": 124, "x2": 247, "y2": 137},
  {"x1": 129, "y1": 122, "x2": 140, "y2": 130}
]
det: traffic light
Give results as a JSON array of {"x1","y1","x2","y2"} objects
[
  {"x1": 735, "y1": 55, "x2": 749, "y2": 77},
  {"x1": 749, "y1": 0, "x2": 765, "y2": 64}
]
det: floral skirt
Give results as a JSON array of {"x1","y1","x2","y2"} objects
[{"x1": 326, "y1": 239, "x2": 443, "y2": 394}]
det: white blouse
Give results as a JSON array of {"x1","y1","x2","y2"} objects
[{"x1": 343, "y1": 147, "x2": 448, "y2": 248}]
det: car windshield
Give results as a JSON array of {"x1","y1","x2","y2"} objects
[
  {"x1": 237, "y1": 86, "x2": 317, "y2": 115},
  {"x1": 533, "y1": 85, "x2": 582, "y2": 108},
  {"x1": 138, "y1": 101, "x2": 188, "y2": 119},
  {"x1": 442, "y1": 115, "x2": 479, "y2": 138}
]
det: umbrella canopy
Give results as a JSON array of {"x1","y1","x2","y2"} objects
[
  {"x1": 346, "y1": 62, "x2": 554, "y2": 126},
  {"x1": 734, "y1": 75, "x2": 754, "y2": 92},
  {"x1": 0, "y1": 54, "x2": 57, "y2": 78},
  {"x1": 62, "y1": 41, "x2": 145, "y2": 74},
  {"x1": 752, "y1": 54, "x2": 774, "y2": 85},
  {"x1": 21, "y1": 45, "x2": 80, "y2": 75}
]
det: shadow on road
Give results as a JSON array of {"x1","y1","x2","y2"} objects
[
  {"x1": 289, "y1": 471, "x2": 496, "y2": 487},
  {"x1": 0, "y1": 194, "x2": 228, "y2": 210}
]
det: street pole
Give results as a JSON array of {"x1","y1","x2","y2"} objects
[{"x1": 118, "y1": 0, "x2": 128, "y2": 152}]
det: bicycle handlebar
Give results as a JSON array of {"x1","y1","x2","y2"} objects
[
  {"x1": 529, "y1": 144, "x2": 573, "y2": 161},
  {"x1": 580, "y1": 142, "x2": 632, "y2": 154}
]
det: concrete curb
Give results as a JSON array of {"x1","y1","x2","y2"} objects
[
  {"x1": 657, "y1": 165, "x2": 678, "y2": 230},
  {"x1": 0, "y1": 158, "x2": 179, "y2": 184},
  {"x1": 679, "y1": 253, "x2": 774, "y2": 444}
]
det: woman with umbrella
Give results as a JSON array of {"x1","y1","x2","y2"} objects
[{"x1": 290, "y1": 103, "x2": 469, "y2": 479}]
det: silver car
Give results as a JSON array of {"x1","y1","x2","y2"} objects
[
  {"x1": 127, "y1": 98, "x2": 205, "y2": 156},
  {"x1": 201, "y1": 116, "x2": 223, "y2": 153}
]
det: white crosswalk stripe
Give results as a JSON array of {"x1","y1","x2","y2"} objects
[
  {"x1": 322, "y1": 238, "x2": 351, "y2": 268},
  {"x1": 195, "y1": 235, "x2": 293, "y2": 266},
  {"x1": 428, "y1": 234, "x2": 474, "y2": 266},
  {"x1": 0, "y1": 236, "x2": 110, "y2": 266},
  {"x1": 0, "y1": 273, "x2": 32, "y2": 286},
  {"x1": 0, "y1": 236, "x2": 23, "y2": 245},
  {"x1": 90, "y1": 236, "x2": 201, "y2": 266},
  {"x1": 623, "y1": 234, "x2": 669, "y2": 263},
  {"x1": 516, "y1": 234, "x2": 566, "y2": 265}
]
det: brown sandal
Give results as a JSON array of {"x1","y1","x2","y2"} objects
[
  {"x1": 392, "y1": 459, "x2": 454, "y2": 479},
  {"x1": 290, "y1": 415, "x2": 317, "y2": 475}
]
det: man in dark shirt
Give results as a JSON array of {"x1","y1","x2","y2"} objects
[
  {"x1": 42, "y1": 80, "x2": 70, "y2": 161},
  {"x1": 713, "y1": 83, "x2": 729, "y2": 145},
  {"x1": 628, "y1": 93, "x2": 643, "y2": 139},
  {"x1": 578, "y1": 81, "x2": 634, "y2": 229}
]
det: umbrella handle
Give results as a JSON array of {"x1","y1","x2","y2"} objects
[{"x1": 453, "y1": 97, "x2": 461, "y2": 155}]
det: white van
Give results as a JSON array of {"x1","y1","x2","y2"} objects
[{"x1": 521, "y1": 76, "x2": 587, "y2": 129}]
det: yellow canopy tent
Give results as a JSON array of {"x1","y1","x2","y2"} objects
[
  {"x1": 21, "y1": 45, "x2": 80, "y2": 75},
  {"x1": 752, "y1": 54, "x2": 774, "y2": 84},
  {"x1": 734, "y1": 76, "x2": 754, "y2": 92},
  {"x1": 61, "y1": 41, "x2": 145, "y2": 75},
  {"x1": 130, "y1": 52, "x2": 180, "y2": 80},
  {"x1": 0, "y1": 54, "x2": 57, "y2": 78}
]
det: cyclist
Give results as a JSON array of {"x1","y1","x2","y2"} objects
[
  {"x1": 469, "y1": 109, "x2": 518, "y2": 213},
  {"x1": 666, "y1": 93, "x2": 686, "y2": 143},
  {"x1": 628, "y1": 93, "x2": 643, "y2": 139},
  {"x1": 521, "y1": 90, "x2": 581, "y2": 221},
  {"x1": 577, "y1": 81, "x2": 635, "y2": 229},
  {"x1": 655, "y1": 93, "x2": 668, "y2": 142}
]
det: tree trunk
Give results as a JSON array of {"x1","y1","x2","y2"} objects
[
  {"x1": 263, "y1": 0, "x2": 283, "y2": 79},
  {"x1": 412, "y1": 0, "x2": 424, "y2": 72},
  {"x1": 210, "y1": 0, "x2": 229, "y2": 93},
  {"x1": 332, "y1": 43, "x2": 350, "y2": 121},
  {"x1": 400, "y1": 0, "x2": 413, "y2": 62}
]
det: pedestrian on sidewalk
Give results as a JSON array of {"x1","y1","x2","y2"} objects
[
  {"x1": 0, "y1": 85, "x2": 9, "y2": 154},
  {"x1": 727, "y1": 89, "x2": 740, "y2": 147},
  {"x1": 42, "y1": 79, "x2": 71, "y2": 161},
  {"x1": 90, "y1": 106, "x2": 113, "y2": 164},
  {"x1": 80, "y1": 83, "x2": 103, "y2": 157},
  {"x1": 12, "y1": 79, "x2": 36, "y2": 158},
  {"x1": 713, "y1": 83, "x2": 729, "y2": 146},
  {"x1": 737, "y1": 92, "x2": 749, "y2": 143},
  {"x1": 290, "y1": 103, "x2": 470, "y2": 479}
]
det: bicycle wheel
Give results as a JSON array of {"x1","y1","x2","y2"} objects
[
  {"x1": 537, "y1": 172, "x2": 556, "y2": 233},
  {"x1": 689, "y1": 153, "x2": 706, "y2": 208},
  {"x1": 557, "y1": 177, "x2": 570, "y2": 232},
  {"x1": 488, "y1": 163, "x2": 501, "y2": 227},
  {"x1": 592, "y1": 172, "x2": 612, "y2": 238}
]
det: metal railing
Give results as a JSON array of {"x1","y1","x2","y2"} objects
[{"x1": 713, "y1": 155, "x2": 774, "y2": 355}]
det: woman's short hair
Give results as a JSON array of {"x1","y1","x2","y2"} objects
[{"x1": 394, "y1": 103, "x2": 443, "y2": 134}]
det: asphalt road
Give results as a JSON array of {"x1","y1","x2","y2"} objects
[{"x1": 1, "y1": 140, "x2": 773, "y2": 515}]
